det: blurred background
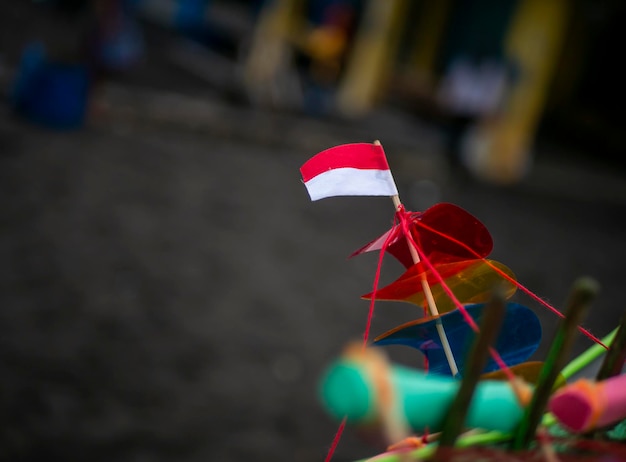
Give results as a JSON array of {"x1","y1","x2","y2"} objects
[{"x1": 1, "y1": 0, "x2": 625, "y2": 460}]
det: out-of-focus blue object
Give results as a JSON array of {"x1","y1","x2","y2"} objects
[
  {"x1": 11, "y1": 42, "x2": 90, "y2": 129},
  {"x1": 374, "y1": 302, "x2": 542, "y2": 376}
]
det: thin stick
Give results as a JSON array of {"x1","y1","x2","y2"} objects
[
  {"x1": 379, "y1": 140, "x2": 459, "y2": 377},
  {"x1": 436, "y1": 288, "x2": 506, "y2": 451},
  {"x1": 596, "y1": 311, "x2": 626, "y2": 381}
]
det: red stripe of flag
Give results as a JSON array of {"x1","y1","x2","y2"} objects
[{"x1": 300, "y1": 143, "x2": 391, "y2": 182}]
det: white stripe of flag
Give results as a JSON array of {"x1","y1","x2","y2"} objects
[{"x1": 300, "y1": 143, "x2": 399, "y2": 201}]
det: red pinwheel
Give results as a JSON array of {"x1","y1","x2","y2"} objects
[{"x1": 350, "y1": 203, "x2": 493, "y2": 268}]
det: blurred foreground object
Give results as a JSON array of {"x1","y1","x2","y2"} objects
[
  {"x1": 549, "y1": 314, "x2": 626, "y2": 434},
  {"x1": 319, "y1": 346, "x2": 528, "y2": 434},
  {"x1": 549, "y1": 374, "x2": 626, "y2": 433}
]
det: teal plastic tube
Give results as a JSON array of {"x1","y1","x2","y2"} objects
[{"x1": 320, "y1": 359, "x2": 525, "y2": 434}]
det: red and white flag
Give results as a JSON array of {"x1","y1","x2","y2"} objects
[{"x1": 300, "y1": 143, "x2": 399, "y2": 201}]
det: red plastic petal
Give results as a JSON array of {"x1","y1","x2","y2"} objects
[{"x1": 350, "y1": 203, "x2": 493, "y2": 268}]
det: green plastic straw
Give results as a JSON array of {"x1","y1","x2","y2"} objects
[{"x1": 560, "y1": 327, "x2": 616, "y2": 381}]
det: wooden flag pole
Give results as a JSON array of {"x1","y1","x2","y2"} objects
[{"x1": 375, "y1": 140, "x2": 459, "y2": 376}]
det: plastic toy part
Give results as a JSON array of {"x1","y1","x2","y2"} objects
[
  {"x1": 363, "y1": 259, "x2": 517, "y2": 313},
  {"x1": 319, "y1": 359, "x2": 527, "y2": 434},
  {"x1": 350, "y1": 203, "x2": 493, "y2": 268},
  {"x1": 374, "y1": 303, "x2": 541, "y2": 376},
  {"x1": 549, "y1": 375, "x2": 626, "y2": 433}
]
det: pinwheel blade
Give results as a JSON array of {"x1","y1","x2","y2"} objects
[
  {"x1": 363, "y1": 259, "x2": 517, "y2": 313},
  {"x1": 373, "y1": 303, "x2": 542, "y2": 376},
  {"x1": 350, "y1": 203, "x2": 493, "y2": 268}
]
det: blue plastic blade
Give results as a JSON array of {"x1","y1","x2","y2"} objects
[{"x1": 373, "y1": 303, "x2": 542, "y2": 376}]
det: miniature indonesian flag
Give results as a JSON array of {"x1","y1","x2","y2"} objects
[{"x1": 300, "y1": 143, "x2": 399, "y2": 201}]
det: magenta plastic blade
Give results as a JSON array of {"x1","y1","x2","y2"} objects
[{"x1": 350, "y1": 203, "x2": 493, "y2": 268}]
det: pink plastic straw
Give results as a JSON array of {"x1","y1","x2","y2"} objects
[{"x1": 549, "y1": 374, "x2": 626, "y2": 432}]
